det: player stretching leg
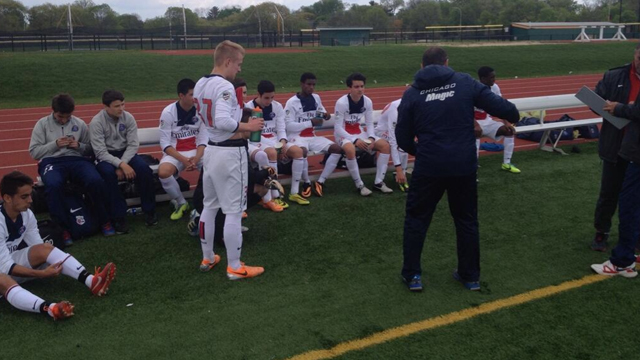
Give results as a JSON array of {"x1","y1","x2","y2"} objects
[
  {"x1": 474, "y1": 66, "x2": 520, "y2": 173},
  {"x1": 284, "y1": 72, "x2": 342, "y2": 204},
  {"x1": 194, "y1": 40, "x2": 265, "y2": 280},
  {"x1": 328, "y1": 72, "x2": 393, "y2": 196},
  {"x1": 158, "y1": 79, "x2": 208, "y2": 220},
  {"x1": 0, "y1": 171, "x2": 115, "y2": 320}
]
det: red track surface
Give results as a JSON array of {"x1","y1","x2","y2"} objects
[{"x1": 0, "y1": 73, "x2": 602, "y2": 185}]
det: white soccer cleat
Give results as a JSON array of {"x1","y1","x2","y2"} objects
[
  {"x1": 591, "y1": 260, "x2": 637, "y2": 278},
  {"x1": 374, "y1": 182, "x2": 393, "y2": 194},
  {"x1": 359, "y1": 186, "x2": 372, "y2": 197}
]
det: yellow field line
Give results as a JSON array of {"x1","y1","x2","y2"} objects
[{"x1": 287, "y1": 274, "x2": 609, "y2": 360}]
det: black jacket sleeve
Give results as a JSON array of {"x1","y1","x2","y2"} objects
[
  {"x1": 613, "y1": 102, "x2": 640, "y2": 122},
  {"x1": 473, "y1": 82, "x2": 520, "y2": 124},
  {"x1": 395, "y1": 92, "x2": 417, "y2": 156}
]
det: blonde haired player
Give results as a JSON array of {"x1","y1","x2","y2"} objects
[
  {"x1": 158, "y1": 78, "x2": 208, "y2": 220},
  {"x1": 375, "y1": 98, "x2": 410, "y2": 191},
  {"x1": 193, "y1": 40, "x2": 265, "y2": 280}
]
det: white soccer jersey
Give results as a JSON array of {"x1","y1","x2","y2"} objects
[
  {"x1": 474, "y1": 83, "x2": 502, "y2": 121},
  {"x1": 159, "y1": 102, "x2": 209, "y2": 152},
  {"x1": 245, "y1": 99, "x2": 287, "y2": 141},
  {"x1": 193, "y1": 75, "x2": 242, "y2": 143},
  {"x1": 375, "y1": 99, "x2": 402, "y2": 166},
  {"x1": 334, "y1": 94, "x2": 375, "y2": 139},
  {"x1": 0, "y1": 206, "x2": 42, "y2": 275},
  {"x1": 284, "y1": 93, "x2": 327, "y2": 138}
]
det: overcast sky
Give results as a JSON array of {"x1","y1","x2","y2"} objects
[{"x1": 18, "y1": 0, "x2": 379, "y2": 19}]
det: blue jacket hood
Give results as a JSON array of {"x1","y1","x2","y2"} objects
[{"x1": 412, "y1": 65, "x2": 456, "y2": 90}]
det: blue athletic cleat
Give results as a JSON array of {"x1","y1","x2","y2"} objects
[
  {"x1": 453, "y1": 271, "x2": 480, "y2": 291},
  {"x1": 402, "y1": 275, "x2": 423, "y2": 292}
]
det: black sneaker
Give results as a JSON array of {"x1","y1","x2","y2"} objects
[
  {"x1": 145, "y1": 212, "x2": 159, "y2": 226},
  {"x1": 113, "y1": 218, "x2": 129, "y2": 234},
  {"x1": 590, "y1": 232, "x2": 609, "y2": 252}
]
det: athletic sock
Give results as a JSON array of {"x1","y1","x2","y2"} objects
[
  {"x1": 318, "y1": 153, "x2": 341, "y2": 183},
  {"x1": 5, "y1": 285, "x2": 45, "y2": 313},
  {"x1": 346, "y1": 158, "x2": 363, "y2": 188},
  {"x1": 269, "y1": 161, "x2": 279, "y2": 198},
  {"x1": 223, "y1": 212, "x2": 244, "y2": 270},
  {"x1": 504, "y1": 136, "x2": 515, "y2": 164},
  {"x1": 476, "y1": 139, "x2": 481, "y2": 159},
  {"x1": 400, "y1": 152, "x2": 409, "y2": 171},
  {"x1": 254, "y1": 150, "x2": 269, "y2": 168},
  {"x1": 375, "y1": 153, "x2": 390, "y2": 184},
  {"x1": 291, "y1": 158, "x2": 304, "y2": 194},
  {"x1": 46, "y1": 247, "x2": 87, "y2": 282},
  {"x1": 302, "y1": 158, "x2": 310, "y2": 183},
  {"x1": 160, "y1": 176, "x2": 186, "y2": 205},
  {"x1": 199, "y1": 207, "x2": 218, "y2": 262}
]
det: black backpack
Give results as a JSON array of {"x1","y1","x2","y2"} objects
[
  {"x1": 63, "y1": 188, "x2": 99, "y2": 240},
  {"x1": 37, "y1": 219, "x2": 66, "y2": 250}
]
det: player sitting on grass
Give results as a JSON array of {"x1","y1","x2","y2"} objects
[
  {"x1": 158, "y1": 79, "x2": 208, "y2": 220},
  {"x1": 246, "y1": 80, "x2": 295, "y2": 211},
  {"x1": 284, "y1": 72, "x2": 343, "y2": 204},
  {"x1": 327, "y1": 72, "x2": 393, "y2": 197},
  {"x1": 375, "y1": 98, "x2": 410, "y2": 191},
  {"x1": 474, "y1": 66, "x2": 520, "y2": 174},
  {"x1": 0, "y1": 171, "x2": 116, "y2": 320}
]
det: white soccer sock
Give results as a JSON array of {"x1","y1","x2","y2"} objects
[
  {"x1": 254, "y1": 150, "x2": 269, "y2": 168},
  {"x1": 269, "y1": 161, "x2": 279, "y2": 198},
  {"x1": 346, "y1": 158, "x2": 363, "y2": 188},
  {"x1": 160, "y1": 176, "x2": 186, "y2": 205},
  {"x1": 199, "y1": 207, "x2": 218, "y2": 262},
  {"x1": 319, "y1": 153, "x2": 341, "y2": 183},
  {"x1": 223, "y1": 212, "x2": 244, "y2": 270},
  {"x1": 47, "y1": 247, "x2": 86, "y2": 280},
  {"x1": 400, "y1": 152, "x2": 409, "y2": 171},
  {"x1": 375, "y1": 153, "x2": 390, "y2": 184},
  {"x1": 504, "y1": 136, "x2": 515, "y2": 164},
  {"x1": 302, "y1": 158, "x2": 310, "y2": 183},
  {"x1": 5, "y1": 285, "x2": 45, "y2": 313},
  {"x1": 476, "y1": 139, "x2": 481, "y2": 159},
  {"x1": 291, "y1": 158, "x2": 304, "y2": 194}
]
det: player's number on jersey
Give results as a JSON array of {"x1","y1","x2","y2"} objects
[{"x1": 194, "y1": 98, "x2": 214, "y2": 128}]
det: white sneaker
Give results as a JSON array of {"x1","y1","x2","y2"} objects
[
  {"x1": 359, "y1": 186, "x2": 372, "y2": 197},
  {"x1": 591, "y1": 260, "x2": 638, "y2": 278},
  {"x1": 374, "y1": 182, "x2": 393, "y2": 194}
]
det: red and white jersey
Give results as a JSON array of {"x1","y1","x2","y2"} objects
[
  {"x1": 284, "y1": 93, "x2": 327, "y2": 138},
  {"x1": 245, "y1": 99, "x2": 287, "y2": 141},
  {"x1": 375, "y1": 99, "x2": 402, "y2": 166},
  {"x1": 0, "y1": 206, "x2": 42, "y2": 275},
  {"x1": 334, "y1": 94, "x2": 374, "y2": 139},
  {"x1": 159, "y1": 102, "x2": 208, "y2": 152},
  {"x1": 193, "y1": 74, "x2": 242, "y2": 143},
  {"x1": 474, "y1": 83, "x2": 502, "y2": 121}
]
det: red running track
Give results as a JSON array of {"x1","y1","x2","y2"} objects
[{"x1": 0, "y1": 73, "x2": 602, "y2": 184}]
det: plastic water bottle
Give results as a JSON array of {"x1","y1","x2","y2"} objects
[
  {"x1": 126, "y1": 207, "x2": 143, "y2": 216},
  {"x1": 250, "y1": 107, "x2": 263, "y2": 142}
]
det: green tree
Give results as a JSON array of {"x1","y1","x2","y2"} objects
[
  {"x1": 537, "y1": 6, "x2": 557, "y2": 21},
  {"x1": 207, "y1": 6, "x2": 219, "y2": 20},
  {"x1": 118, "y1": 13, "x2": 143, "y2": 32},
  {"x1": 0, "y1": 0, "x2": 27, "y2": 32},
  {"x1": 143, "y1": 16, "x2": 169, "y2": 31},
  {"x1": 398, "y1": 0, "x2": 442, "y2": 31},
  {"x1": 90, "y1": 4, "x2": 118, "y2": 32},
  {"x1": 164, "y1": 6, "x2": 199, "y2": 31},
  {"x1": 217, "y1": 6, "x2": 242, "y2": 19},
  {"x1": 28, "y1": 3, "x2": 66, "y2": 31}
]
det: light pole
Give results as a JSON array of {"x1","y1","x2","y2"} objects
[
  {"x1": 273, "y1": 4, "x2": 285, "y2": 45},
  {"x1": 452, "y1": 7, "x2": 462, "y2": 41}
]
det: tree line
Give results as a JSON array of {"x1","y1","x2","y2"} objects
[{"x1": 0, "y1": 0, "x2": 638, "y2": 34}]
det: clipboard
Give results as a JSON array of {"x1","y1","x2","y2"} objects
[{"x1": 575, "y1": 86, "x2": 630, "y2": 130}]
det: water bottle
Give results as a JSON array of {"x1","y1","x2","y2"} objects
[
  {"x1": 126, "y1": 207, "x2": 143, "y2": 216},
  {"x1": 250, "y1": 107, "x2": 263, "y2": 142}
]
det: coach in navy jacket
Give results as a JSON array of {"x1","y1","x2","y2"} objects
[{"x1": 395, "y1": 47, "x2": 519, "y2": 291}]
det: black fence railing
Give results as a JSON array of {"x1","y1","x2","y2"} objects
[{"x1": 1, "y1": 27, "x2": 638, "y2": 52}]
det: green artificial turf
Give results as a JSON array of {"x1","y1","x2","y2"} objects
[
  {"x1": 0, "y1": 41, "x2": 633, "y2": 109},
  {"x1": 2, "y1": 142, "x2": 632, "y2": 359}
]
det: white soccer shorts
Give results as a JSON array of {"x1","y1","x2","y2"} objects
[
  {"x1": 336, "y1": 133, "x2": 380, "y2": 147},
  {"x1": 202, "y1": 145, "x2": 248, "y2": 214},
  {"x1": 289, "y1": 136, "x2": 334, "y2": 153},
  {"x1": 160, "y1": 149, "x2": 203, "y2": 173},
  {"x1": 477, "y1": 119, "x2": 505, "y2": 141},
  {"x1": 9, "y1": 247, "x2": 45, "y2": 284}
]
